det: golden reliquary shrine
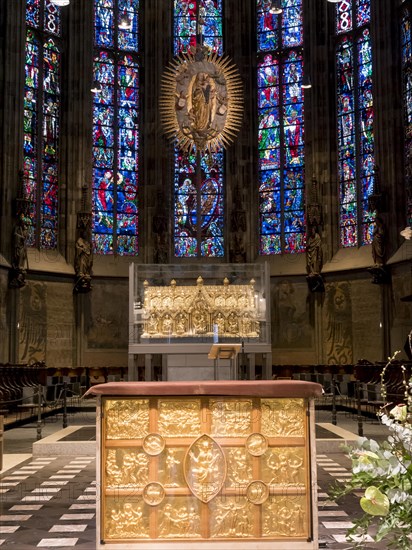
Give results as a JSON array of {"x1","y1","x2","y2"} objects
[
  {"x1": 87, "y1": 380, "x2": 322, "y2": 549},
  {"x1": 141, "y1": 276, "x2": 260, "y2": 339}
]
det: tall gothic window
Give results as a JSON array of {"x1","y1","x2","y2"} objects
[
  {"x1": 23, "y1": 0, "x2": 62, "y2": 249},
  {"x1": 336, "y1": 0, "x2": 375, "y2": 247},
  {"x1": 92, "y1": 0, "x2": 140, "y2": 255},
  {"x1": 173, "y1": 0, "x2": 225, "y2": 258},
  {"x1": 401, "y1": 0, "x2": 412, "y2": 226},
  {"x1": 257, "y1": 0, "x2": 305, "y2": 255}
]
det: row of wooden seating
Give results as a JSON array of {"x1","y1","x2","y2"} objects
[
  {"x1": 0, "y1": 362, "x2": 47, "y2": 414},
  {"x1": 0, "y1": 362, "x2": 73, "y2": 422},
  {"x1": 290, "y1": 360, "x2": 412, "y2": 416}
]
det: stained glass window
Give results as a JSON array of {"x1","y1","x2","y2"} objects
[
  {"x1": 23, "y1": 0, "x2": 62, "y2": 249},
  {"x1": 401, "y1": 3, "x2": 412, "y2": 225},
  {"x1": 257, "y1": 0, "x2": 305, "y2": 255},
  {"x1": 173, "y1": 0, "x2": 224, "y2": 258},
  {"x1": 92, "y1": 0, "x2": 140, "y2": 255},
  {"x1": 336, "y1": 0, "x2": 375, "y2": 247}
]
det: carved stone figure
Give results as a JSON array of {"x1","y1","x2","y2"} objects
[
  {"x1": 74, "y1": 236, "x2": 93, "y2": 293},
  {"x1": 306, "y1": 225, "x2": 323, "y2": 276},
  {"x1": 12, "y1": 215, "x2": 29, "y2": 270},
  {"x1": 75, "y1": 237, "x2": 92, "y2": 277},
  {"x1": 9, "y1": 214, "x2": 29, "y2": 288},
  {"x1": 230, "y1": 230, "x2": 246, "y2": 263},
  {"x1": 371, "y1": 216, "x2": 385, "y2": 267}
]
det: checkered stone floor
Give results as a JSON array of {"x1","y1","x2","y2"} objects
[
  {"x1": 0, "y1": 453, "x2": 388, "y2": 549},
  {"x1": 0, "y1": 456, "x2": 96, "y2": 549}
]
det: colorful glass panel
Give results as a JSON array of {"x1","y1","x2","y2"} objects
[
  {"x1": 95, "y1": 0, "x2": 115, "y2": 49},
  {"x1": 173, "y1": 1, "x2": 224, "y2": 258},
  {"x1": 92, "y1": 2, "x2": 140, "y2": 255},
  {"x1": 257, "y1": 1, "x2": 305, "y2": 255},
  {"x1": 257, "y1": 0, "x2": 279, "y2": 52},
  {"x1": 41, "y1": 38, "x2": 60, "y2": 248},
  {"x1": 173, "y1": 0, "x2": 223, "y2": 55},
  {"x1": 336, "y1": 0, "x2": 352, "y2": 35},
  {"x1": 336, "y1": 1, "x2": 374, "y2": 247},
  {"x1": 402, "y1": 5, "x2": 412, "y2": 225},
  {"x1": 23, "y1": 1, "x2": 62, "y2": 249},
  {"x1": 118, "y1": 0, "x2": 139, "y2": 52},
  {"x1": 174, "y1": 150, "x2": 198, "y2": 257},
  {"x1": 337, "y1": 37, "x2": 356, "y2": 246},
  {"x1": 282, "y1": 0, "x2": 303, "y2": 48},
  {"x1": 23, "y1": 29, "x2": 40, "y2": 246},
  {"x1": 173, "y1": 150, "x2": 224, "y2": 258},
  {"x1": 357, "y1": 28, "x2": 374, "y2": 243},
  {"x1": 356, "y1": 0, "x2": 370, "y2": 27},
  {"x1": 26, "y1": 0, "x2": 40, "y2": 27},
  {"x1": 44, "y1": 0, "x2": 61, "y2": 36}
]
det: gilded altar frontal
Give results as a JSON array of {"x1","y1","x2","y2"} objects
[{"x1": 101, "y1": 396, "x2": 311, "y2": 543}]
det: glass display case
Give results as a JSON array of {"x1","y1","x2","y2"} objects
[{"x1": 128, "y1": 264, "x2": 272, "y2": 381}]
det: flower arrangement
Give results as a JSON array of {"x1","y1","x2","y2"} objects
[{"x1": 330, "y1": 351, "x2": 412, "y2": 549}]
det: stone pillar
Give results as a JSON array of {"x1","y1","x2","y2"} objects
[
  {"x1": 225, "y1": 0, "x2": 255, "y2": 261},
  {"x1": 128, "y1": 353, "x2": 138, "y2": 382},
  {"x1": 371, "y1": 1, "x2": 404, "y2": 251},
  {"x1": 64, "y1": 0, "x2": 94, "y2": 263},
  {"x1": 0, "y1": 0, "x2": 26, "y2": 363},
  {"x1": 263, "y1": 351, "x2": 272, "y2": 380},
  {"x1": 0, "y1": 0, "x2": 26, "y2": 258},
  {"x1": 143, "y1": 3, "x2": 171, "y2": 263},
  {"x1": 144, "y1": 353, "x2": 153, "y2": 381}
]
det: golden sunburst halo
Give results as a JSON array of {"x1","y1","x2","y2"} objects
[{"x1": 160, "y1": 45, "x2": 243, "y2": 154}]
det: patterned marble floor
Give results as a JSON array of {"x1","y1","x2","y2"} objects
[{"x1": 0, "y1": 451, "x2": 388, "y2": 549}]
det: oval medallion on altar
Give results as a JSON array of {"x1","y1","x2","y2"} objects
[{"x1": 184, "y1": 434, "x2": 226, "y2": 503}]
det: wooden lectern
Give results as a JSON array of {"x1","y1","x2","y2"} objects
[{"x1": 208, "y1": 343, "x2": 242, "y2": 380}]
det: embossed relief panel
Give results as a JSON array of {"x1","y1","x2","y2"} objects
[
  {"x1": 210, "y1": 398, "x2": 253, "y2": 436},
  {"x1": 104, "y1": 399, "x2": 150, "y2": 439},
  {"x1": 261, "y1": 447, "x2": 306, "y2": 486},
  {"x1": 158, "y1": 399, "x2": 201, "y2": 436},
  {"x1": 158, "y1": 497, "x2": 202, "y2": 539},
  {"x1": 225, "y1": 447, "x2": 253, "y2": 487},
  {"x1": 158, "y1": 448, "x2": 186, "y2": 487},
  {"x1": 105, "y1": 448, "x2": 149, "y2": 488},
  {"x1": 261, "y1": 398, "x2": 305, "y2": 437},
  {"x1": 209, "y1": 497, "x2": 256, "y2": 538},
  {"x1": 105, "y1": 498, "x2": 150, "y2": 539},
  {"x1": 262, "y1": 495, "x2": 307, "y2": 538},
  {"x1": 101, "y1": 396, "x2": 312, "y2": 542}
]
